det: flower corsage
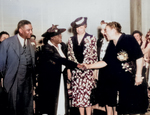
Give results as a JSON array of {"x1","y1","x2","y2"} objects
[
  {"x1": 117, "y1": 50, "x2": 128, "y2": 61},
  {"x1": 117, "y1": 50, "x2": 135, "y2": 74}
]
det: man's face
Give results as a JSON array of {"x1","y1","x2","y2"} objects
[
  {"x1": 0, "y1": 34, "x2": 9, "y2": 42},
  {"x1": 19, "y1": 24, "x2": 33, "y2": 39},
  {"x1": 31, "y1": 36, "x2": 35, "y2": 40},
  {"x1": 30, "y1": 36, "x2": 36, "y2": 42}
]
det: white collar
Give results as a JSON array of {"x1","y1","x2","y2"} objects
[
  {"x1": 48, "y1": 40, "x2": 61, "y2": 49},
  {"x1": 48, "y1": 40, "x2": 65, "y2": 58},
  {"x1": 17, "y1": 34, "x2": 27, "y2": 47}
]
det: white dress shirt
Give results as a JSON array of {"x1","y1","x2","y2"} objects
[{"x1": 17, "y1": 34, "x2": 27, "y2": 47}]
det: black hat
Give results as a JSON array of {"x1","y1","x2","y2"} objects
[
  {"x1": 71, "y1": 17, "x2": 87, "y2": 28},
  {"x1": 42, "y1": 24, "x2": 66, "y2": 37}
]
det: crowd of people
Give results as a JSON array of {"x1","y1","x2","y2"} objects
[{"x1": 0, "y1": 18, "x2": 150, "y2": 115}]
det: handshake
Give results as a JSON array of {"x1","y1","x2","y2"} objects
[{"x1": 77, "y1": 63, "x2": 88, "y2": 70}]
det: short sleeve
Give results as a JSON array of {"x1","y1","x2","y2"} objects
[
  {"x1": 126, "y1": 35, "x2": 143, "y2": 60},
  {"x1": 102, "y1": 41, "x2": 115, "y2": 65}
]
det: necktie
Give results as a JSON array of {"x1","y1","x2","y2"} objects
[{"x1": 23, "y1": 39, "x2": 26, "y2": 49}]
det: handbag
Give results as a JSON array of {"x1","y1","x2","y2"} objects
[{"x1": 90, "y1": 79, "x2": 98, "y2": 105}]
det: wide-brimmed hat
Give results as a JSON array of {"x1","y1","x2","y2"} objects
[
  {"x1": 42, "y1": 24, "x2": 66, "y2": 37},
  {"x1": 71, "y1": 17, "x2": 87, "y2": 28}
]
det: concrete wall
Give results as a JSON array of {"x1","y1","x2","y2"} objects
[
  {"x1": 141, "y1": 0, "x2": 150, "y2": 36},
  {"x1": 0, "y1": 0, "x2": 130, "y2": 43}
]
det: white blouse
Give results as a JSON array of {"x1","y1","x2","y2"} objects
[{"x1": 99, "y1": 38, "x2": 109, "y2": 61}]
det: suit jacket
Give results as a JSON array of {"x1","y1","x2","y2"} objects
[{"x1": 0, "y1": 35, "x2": 35, "y2": 92}]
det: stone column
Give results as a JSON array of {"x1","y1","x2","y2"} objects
[{"x1": 130, "y1": 0, "x2": 142, "y2": 34}]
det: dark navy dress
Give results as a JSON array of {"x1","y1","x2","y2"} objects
[{"x1": 97, "y1": 33, "x2": 148, "y2": 114}]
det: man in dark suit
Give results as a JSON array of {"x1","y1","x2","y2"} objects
[
  {"x1": 0, "y1": 20, "x2": 35, "y2": 115},
  {"x1": 0, "y1": 31, "x2": 10, "y2": 113}
]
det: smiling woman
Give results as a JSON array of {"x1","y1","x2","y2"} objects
[
  {"x1": 67, "y1": 17, "x2": 98, "y2": 115},
  {"x1": 51, "y1": 34, "x2": 63, "y2": 46},
  {"x1": 82, "y1": 21, "x2": 149, "y2": 115}
]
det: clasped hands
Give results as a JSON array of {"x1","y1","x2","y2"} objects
[{"x1": 77, "y1": 63, "x2": 88, "y2": 70}]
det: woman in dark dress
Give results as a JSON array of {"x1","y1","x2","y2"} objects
[
  {"x1": 38, "y1": 24, "x2": 80, "y2": 115},
  {"x1": 82, "y1": 22, "x2": 148, "y2": 115}
]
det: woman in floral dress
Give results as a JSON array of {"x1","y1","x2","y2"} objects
[
  {"x1": 83, "y1": 22, "x2": 149, "y2": 115},
  {"x1": 67, "y1": 17, "x2": 97, "y2": 115}
]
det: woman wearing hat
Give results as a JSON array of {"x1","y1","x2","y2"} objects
[
  {"x1": 67, "y1": 17, "x2": 98, "y2": 115},
  {"x1": 38, "y1": 25, "x2": 80, "y2": 115}
]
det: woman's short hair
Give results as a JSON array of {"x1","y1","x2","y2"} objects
[
  {"x1": 0, "y1": 31, "x2": 9, "y2": 38},
  {"x1": 131, "y1": 30, "x2": 143, "y2": 37},
  {"x1": 107, "y1": 22, "x2": 122, "y2": 33}
]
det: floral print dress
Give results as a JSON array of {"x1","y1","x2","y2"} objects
[{"x1": 68, "y1": 33, "x2": 97, "y2": 107}]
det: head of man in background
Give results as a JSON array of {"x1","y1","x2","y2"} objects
[{"x1": 0, "y1": 31, "x2": 9, "y2": 43}]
